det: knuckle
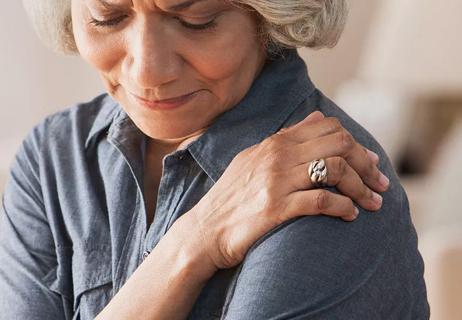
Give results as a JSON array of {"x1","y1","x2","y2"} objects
[
  {"x1": 263, "y1": 147, "x2": 287, "y2": 170},
  {"x1": 261, "y1": 196, "x2": 286, "y2": 225},
  {"x1": 337, "y1": 130, "x2": 355, "y2": 151},
  {"x1": 329, "y1": 157, "x2": 345, "y2": 185},
  {"x1": 261, "y1": 134, "x2": 277, "y2": 149},
  {"x1": 278, "y1": 198, "x2": 292, "y2": 219},
  {"x1": 368, "y1": 161, "x2": 380, "y2": 172},
  {"x1": 365, "y1": 148, "x2": 376, "y2": 169},
  {"x1": 326, "y1": 117, "x2": 342, "y2": 132},
  {"x1": 268, "y1": 132, "x2": 285, "y2": 145},
  {"x1": 258, "y1": 181, "x2": 293, "y2": 226},
  {"x1": 276, "y1": 126, "x2": 290, "y2": 135},
  {"x1": 259, "y1": 182, "x2": 278, "y2": 211},
  {"x1": 315, "y1": 189, "x2": 331, "y2": 212},
  {"x1": 262, "y1": 202, "x2": 284, "y2": 224},
  {"x1": 334, "y1": 156, "x2": 347, "y2": 176},
  {"x1": 262, "y1": 135, "x2": 283, "y2": 154},
  {"x1": 371, "y1": 168, "x2": 382, "y2": 184},
  {"x1": 367, "y1": 157, "x2": 376, "y2": 173},
  {"x1": 364, "y1": 185, "x2": 374, "y2": 201},
  {"x1": 263, "y1": 189, "x2": 282, "y2": 212},
  {"x1": 362, "y1": 146, "x2": 370, "y2": 158}
]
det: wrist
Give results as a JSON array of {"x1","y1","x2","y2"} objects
[
  {"x1": 168, "y1": 210, "x2": 219, "y2": 282},
  {"x1": 97, "y1": 210, "x2": 218, "y2": 320}
]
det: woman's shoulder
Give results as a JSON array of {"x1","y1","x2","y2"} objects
[
  {"x1": 16, "y1": 93, "x2": 119, "y2": 163},
  {"x1": 220, "y1": 89, "x2": 429, "y2": 318},
  {"x1": 8, "y1": 92, "x2": 119, "y2": 192},
  {"x1": 28, "y1": 93, "x2": 118, "y2": 145},
  {"x1": 279, "y1": 88, "x2": 413, "y2": 243}
]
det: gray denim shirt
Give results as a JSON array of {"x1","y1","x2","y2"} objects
[{"x1": 0, "y1": 49, "x2": 429, "y2": 319}]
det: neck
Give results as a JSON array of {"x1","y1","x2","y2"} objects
[{"x1": 147, "y1": 126, "x2": 209, "y2": 155}]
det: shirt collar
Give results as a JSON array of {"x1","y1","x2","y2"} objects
[
  {"x1": 84, "y1": 94, "x2": 125, "y2": 150},
  {"x1": 85, "y1": 49, "x2": 316, "y2": 183},
  {"x1": 187, "y1": 49, "x2": 315, "y2": 182}
]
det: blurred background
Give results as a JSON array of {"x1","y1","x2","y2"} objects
[{"x1": 1, "y1": 0, "x2": 461, "y2": 318}]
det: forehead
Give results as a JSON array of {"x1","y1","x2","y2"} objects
[{"x1": 92, "y1": 0, "x2": 220, "y2": 11}]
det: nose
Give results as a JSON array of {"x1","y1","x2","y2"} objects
[{"x1": 125, "y1": 15, "x2": 182, "y2": 92}]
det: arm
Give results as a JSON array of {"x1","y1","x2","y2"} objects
[
  {"x1": 220, "y1": 183, "x2": 429, "y2": 319},
  {"x1": 0, "y1": 133, "x2": 218, "y2": 320},
  {"x1": 95, "y1": 212, "x2": 218, "y2": 320},
  {"x1": 0, "y1": 129, "x2": 71, "y2": 319}
]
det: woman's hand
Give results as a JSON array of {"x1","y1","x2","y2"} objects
[{"x1": 187, "y1": 111, "x2": 390, "y2": 272}]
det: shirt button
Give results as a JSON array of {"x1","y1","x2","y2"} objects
[{"x1": 142, "y1": 250, "x2": 150, "y2": 261}]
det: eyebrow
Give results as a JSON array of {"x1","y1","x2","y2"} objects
[
  {"x1": 94, "y1": 0, "x2": 127, "y2": 9},
  {"x1": 95, "y1": 0, "x2": 208, "y2": 12},
  {"x1": 166, "y1": 0, "x2": 208, "y2": 12}
]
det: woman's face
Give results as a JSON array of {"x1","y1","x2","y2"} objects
[{"x1": 71, "y1": 0, "x2": 267, "y2": 140}]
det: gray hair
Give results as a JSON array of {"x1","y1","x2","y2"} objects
[{"x1": 22, "y1": 0, "x2": 348, "y2": 55}]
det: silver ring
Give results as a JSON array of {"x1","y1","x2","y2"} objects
[{"x1": 308, "y1": 159, "x2": 328, "y2": 187}]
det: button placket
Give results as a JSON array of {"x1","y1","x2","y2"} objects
[
  {"x1": 143, "y1": 153, "x2": 188, "y2": 256},
  {"x1": 142, "y1": 155, "x2": 176, "y2": 258}
]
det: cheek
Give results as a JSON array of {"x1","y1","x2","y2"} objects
[
  {"x1": 75, "y1": 33, "x2": 124, "y2": 75},
  {"x1": 182, "y1": 14, "x2": 263, "y2": 83},
  {"x1": 189, "y1": 32, "x2": 264, "y2": 107},
  {"x1": 191, "y1": 39, "x2": 246, "y2": 81},
  {"x1": 71, "y1": 5, "x2": 124, "y2": 75}
]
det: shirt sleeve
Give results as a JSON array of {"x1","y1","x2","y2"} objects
[
  {"x1": 0, "y1": 125, "x2": 72, "y2": 319},
  {"x1": 220, "y1": 186, "x2": 429, "y2": 319}
]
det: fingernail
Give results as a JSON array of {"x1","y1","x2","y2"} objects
[
  {"x1": 372, "y1": 192, "x2": 383, "y2": 206},
  {"x1": 367, "y1": 149, "x2": 379, "y2": 163},
  {"x1": 378, "y1": 173, "x2": 390, "y2": 188},
  {"x1": 354, "y1": 207, "x2": 359, "y2": 217}
]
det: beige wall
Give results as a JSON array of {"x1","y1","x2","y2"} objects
[
  {"x1": 300, "y1": 0, "x2": 382, "y2": 97},
  {"x1": 0, "y1": 1, "x2": 103, "y2": 183}
]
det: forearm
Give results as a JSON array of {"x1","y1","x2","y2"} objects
[{"x1": 96, "y1": 212, "x2": 217, "y2": 320}]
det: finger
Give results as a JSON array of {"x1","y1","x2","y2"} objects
[
  {"x1": 282, "y1": 116, "x2": 345, "y2": 143},
  {"x1": 292, "y1": 131, "x2": 390, "y2": 193},
  {"x1": 366, "y1": 148, "x2": 380, "y2": 166},
  {"x1": 284, "y1": 189, "x2": 359, "y2": 222},
  {"x1": 278, "y1": 116, "x2": 380, "y2": 168},
  {"x1": 288, "y1": 157, "x2": 382, "y2": 211},
  {"x1": 280, "y1": 116, "x2": 382, "y2": 186},
  {"x1": 276, "y1": 111, "x2": 325, "y2": 136},
  {"x1": 344, "y1": 140, "x2": 389, "y2": 193},
  {"x1": 295, "y1": 110, "x2": 325, "y2": 125}
]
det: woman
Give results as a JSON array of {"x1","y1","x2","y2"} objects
[{"x1": 0, "y1": 0, "x2": 429, "y2": 319}]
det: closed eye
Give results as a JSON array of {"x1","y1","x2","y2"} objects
[
  {"x1": 89, "y1": 14, "x2": 218, "y2": 32},
  {"x1": 175, "y1": 17, "x2": 217, "y2": 31},
  {"x1": 89, "y1": 15, "x2": 128, "y2": 27}
]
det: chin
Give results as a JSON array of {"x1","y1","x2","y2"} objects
[
  {"x1": 117, "y1": 91, "x2": 217, "y2": 140},
  {"x1": 136, "y1": 118, "x2": 208, "y2": 141}
]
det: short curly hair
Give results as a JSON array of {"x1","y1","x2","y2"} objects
[{"x1": 22, "y1": 0, "x2": 348, "y2": 55}]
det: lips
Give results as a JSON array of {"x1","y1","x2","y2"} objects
[{"x1": 130, "y1": 90, "x2": 199, "y2": 110}]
